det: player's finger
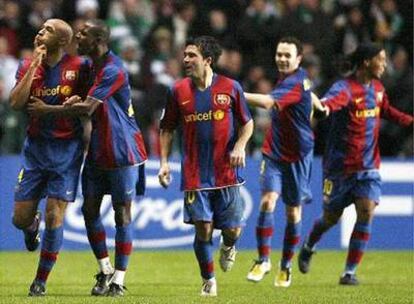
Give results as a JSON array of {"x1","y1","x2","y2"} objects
[{"x1": 30, "y1": 96, "x2": 42, "y2": 103}]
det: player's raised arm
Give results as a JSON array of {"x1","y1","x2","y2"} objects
[
  {"x1": 10, "y1": 45, "x2": 46, "y2": 110},
  {"x1": 244, "y1": 92, "x2": 274, "y2": 110}
]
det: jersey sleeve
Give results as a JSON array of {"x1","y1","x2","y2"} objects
[
  {"x1": 87, "y1": 64, "x2": 125, "y2": 103},
  {"x1": 269, "y1": 77, "x2": 303, "y2": 110},
  {"x1": 380, "y1": 91, "x2": 413, "y2": 127},
  {"x1": 233, "y1": 81, "x2": 252, "y2": 125},
  {"x1": 322, "y1": 80, "x2": 351, "y2": 111},
  {"x1": 160, "y1": 86, "x2": 180, "y2": 130}
]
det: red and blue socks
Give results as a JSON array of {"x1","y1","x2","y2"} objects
[
  {"x1": 345, "y1": 221, "x2": 371, "y2": 274},
  {"x1": 112, "y1": 225, "x2": 133, "y2": 286},
  {"x1": 281, "y1": 221, "x2": 301, "y2": 269},
  {"x1": 34, "y1": 226, "x2": 63, "y2": 286},
  {"x1": 85, "y1": 218, "x2": 109, "y2": 261},
  {"x1": 256, "y1": 211, "x2": 274, "y2": 262},
  {"x1": 193, "y1": 237, "x2": 214, "y2": 280}
]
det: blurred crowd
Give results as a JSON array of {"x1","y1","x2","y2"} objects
[{"x1": 0, "y1": 0, "x2": 412, "y2": 157}]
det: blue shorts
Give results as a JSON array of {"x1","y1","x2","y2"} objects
[
  {"x1": 14, "y1": 137, "x2": 83, "y2": 202},
  {"x1": 260, "y1": 153, "x2": 313, "y2": 206},
  {"x1": 82, "y1": 164, "x2": 142, "y2": 203},
  {"x1": 184, "y1": 186, "x2": 245, "y2": 229},
  {"x1": 322, "y1": 170, "x2": 382, "y2": 212}
]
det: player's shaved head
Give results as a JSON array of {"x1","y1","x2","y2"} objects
[
  {"x1": 48, "y1": 19, "x2": 73, "y2": 46},
  {"x1": 85, "y1": 19, "x2": 110, "y2": 43}
]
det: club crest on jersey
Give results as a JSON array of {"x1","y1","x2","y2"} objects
[
  {"x1": 376, "y1": 92, "x2": 383, "y2": 103},
  {"x1": 63, "y1": 70, "x2": 78, "y2": 81},
  {"x1": 214, "y1": 93, "x2": 231, "y2": 106}
]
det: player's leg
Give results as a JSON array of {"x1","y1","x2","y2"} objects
[
  {"x1": 274, "y1": 205, "x2": 301, "y2": 287},
  {"x1": 13, "y1": 160, "x2": 45, "y2": 252},
  {"x1": 299, "y1": 174, "x2": 350, "y2": 274},
  {"x1": 219, "y1": 227, "x2": 241, "y2": 272},
  {"x1": 340, "y1": 197, "x2": 376, "y2": 285},
  {"x1": 247, "y1": 156, "x2": 280, "y2": 282},
  {"x1": 216, "y1": 186, "x2": 245, "y2": 272},
  {"x1": 107, "y1": 166, "x2": 138, "y2": 296},
  {"x1": 13, "y1": 200, "x2": 41, "y2": 251},
  {"x1": 340, "y1": 171, "x2": 380, "y2": 285},
  {"x1": 184, "y1": 190, "x2": 217, "y2": 296},
  {"x1": 29, "y1": 197, "x2": 68, "y2": 296},
  {"x1": 256, "y1": 192, "x2": 278, "y2": 263},
  {"x1": 275, "y1": 153, "x2": 312, "y2": 287},
  {"x1": 81, "y1": 165, "x2": 113, "y2": 295},
  {"x1": 82, "y1": 196, "x2": 115, "y2": 294},
  {"x1": 107, "y1": 202, "x2": 133, "y2": 296},
  {"x1": 194, "y1": 221, "x2": 216, "y2": 297}
]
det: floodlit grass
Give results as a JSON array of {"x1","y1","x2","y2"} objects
[{"x1": 0, "y1": 250, "x2": 413, "y2": 303}]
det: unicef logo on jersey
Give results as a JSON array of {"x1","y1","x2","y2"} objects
[{"x1": 63, "y1": 160, "x2": 254, "y2": 249}]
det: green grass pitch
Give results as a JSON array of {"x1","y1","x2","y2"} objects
[{"x1": 0, "y1": 250, "x2": 412, "y2": 303}]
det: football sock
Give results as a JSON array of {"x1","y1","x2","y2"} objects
[
  {"x1": 112, "y1": 270, "x2": 126, "y2": 286},
  {"x1": 34, "y1": 226, "x2": 63, "y2": 286},
  {"x1": 85, "y1": 217, "x2": 109, "y2": 260},
  {"x1": 221, "y1": 232, "x2": 239, "y2": 249},
  {"x1": 115, "y1": 225, "x2": 133, "y2": 271},
  {"x1": 345, "y1": 221, "x2": 371, "y2": 274},
  {"x1": 281, "y1": 221, "x2": 301, "y2": 269},
  {"x1": 193, "y1": 236, "x2": 214, "y2": 280},
  {"x1": 98, "y1": 257, "x2": 114, "y2": 275},
  {"x1": 256, "y1": 211, "x2": 274, "y2": 262}
]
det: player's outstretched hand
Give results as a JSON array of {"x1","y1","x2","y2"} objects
[
  {"x1": 158, "y1": 164, "x2": 171, "y2": 189},
  {"x1": 230, "y1": 146, "x2": 246, "y2": 168}
]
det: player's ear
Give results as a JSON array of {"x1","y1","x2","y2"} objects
[
  {"x1": 205, "y1": 56, "x2": 213, "y2": 66},
  {"x1": 58, "y1": 36, "x2": 70, "y2": 47}
]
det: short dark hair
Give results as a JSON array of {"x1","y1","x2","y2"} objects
[
  {"x1": 348, "y1": 42, "x2": 384, "y2": 68},
  {"x1": 185, "y1": 36, "x2": 222, "y2": 66},
  {"x1": 277, "y1": 36, "x2": 303, "y2": 56},
  {"x1": 87, "y1": 19, "x2": 110, "y2": 43}
]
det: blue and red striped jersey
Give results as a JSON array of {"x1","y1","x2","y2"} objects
[
  {"x1": 15, "y1": 54, "x2": 91, "y2": 140},
  {"x1": 262, "y1": 68, "x2": 314, "y2": 162},
  {"x1": 160, "y1": 74, "x2": 252, "y2": 191},
  {"x1": 86, "y1": 51, "x2": 147, "y2": 169},
  {"x1": 322, "y1": 77, "x2": 413, "y2": 175}
]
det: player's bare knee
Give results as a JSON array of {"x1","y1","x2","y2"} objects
[
  {"x1": 260, "y1": 196, "x2": 277, "y2": 212},
  {"x1": 113, "y1": 205, "x2": 131, "y2": 226},
  {"x1": 196, "y1": 231, "x2": 211, "y2": 242},
  {"x1": 356, "y1": 208, "x2": 374, "y2": 222},
  {"x1": 12, "y1": 214, "x2": 31, "y2": 230},
  {"x1": 323, "y1": 211, "x2": 341, "y2": 226},
  {"x1": 223, "y1": 227, "x2": 241, "y2": 240},
  {"x1": 195, "y1": 222, "x2": 213, "y2": 242},
  {"x1": 44, "y1": 209, "x2": 64, "y2": 228},
  {"x1": 286, "y1": 206, "x2": 301, "y2": 223}
]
